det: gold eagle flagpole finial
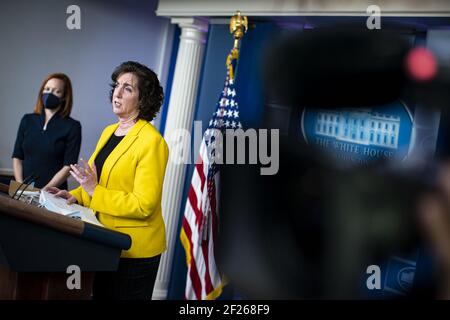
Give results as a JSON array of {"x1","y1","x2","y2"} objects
[{"x1": 227, "y1": 11, "x2": 248, "y2": 80}]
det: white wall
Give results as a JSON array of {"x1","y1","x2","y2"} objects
[{"x1": 0, "y1": 0, "x2": 173, "y2": 174}]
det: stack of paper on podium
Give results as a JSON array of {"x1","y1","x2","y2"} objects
[{"x1": 39, "y1": 191, "x2": 103, "y2": 227}]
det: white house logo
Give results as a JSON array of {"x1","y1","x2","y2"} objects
[
  {"x1": 301, "y1": 101, "x2": 414, "y2": 164},
  {"x1": 315, "y1": 110, "x2": 400, "y2": 148}
]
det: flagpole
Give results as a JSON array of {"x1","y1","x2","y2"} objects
[
  {"x1": 227, "y1": 11, "x2": 248, "y2": 80},
  {"x1": 180, "y1": 11, "x2": 246, "y2": 300}
]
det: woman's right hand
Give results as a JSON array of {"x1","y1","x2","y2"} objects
[{"x1": 45, "y1": 186, "x2": 77, "y2": 204}]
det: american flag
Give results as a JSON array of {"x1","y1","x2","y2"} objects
[{"x1": 180, "y1": 74, "x2": 242, "y2": 300}]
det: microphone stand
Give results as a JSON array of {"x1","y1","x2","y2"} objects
[
  {"x1": 15, "y1": 175, "x2": 39, "y2": 201},
  {"x1": 11, "y1": 174, "x2": 35, "y2": 199}
]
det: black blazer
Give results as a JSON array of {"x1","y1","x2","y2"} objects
[{"x1": 12, "y1": 112, "x2": 81, "y2": 189}]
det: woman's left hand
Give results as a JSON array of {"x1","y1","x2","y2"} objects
[{"x1": 70, "y1": 159, "x2": 98, "y2": 197}]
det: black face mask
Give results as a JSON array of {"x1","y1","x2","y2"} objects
[{"x1": 42, "y1": 93, "x2": 62, "y2": 109}]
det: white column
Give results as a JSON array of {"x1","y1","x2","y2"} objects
[{"x1": 152, "y1": 17, "x2": 208, "y2": 300}]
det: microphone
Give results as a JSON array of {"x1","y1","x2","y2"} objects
[
  {"x1": 15, "y1": 174, "x2": 40, "y2": 201},
  {"x1": 11, "y1": 173, "x2": 36, "y2": 199}
]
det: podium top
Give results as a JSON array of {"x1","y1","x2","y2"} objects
[{"x1": 0, "y1": 192, "x2": 131, "y2": 251}]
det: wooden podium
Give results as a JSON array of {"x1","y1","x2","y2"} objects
[{"x1": 0, "y1": 184, "x2": 131, "y2": 299}]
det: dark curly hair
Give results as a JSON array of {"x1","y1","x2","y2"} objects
[{"x1": 109, "y1": 61, "x2": 164, "y2": 121}]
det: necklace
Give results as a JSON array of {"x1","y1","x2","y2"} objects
[
  {"x1": 118, "y1": 120, "x2": 136, "y2": 130},
  {"x1": 117, "y1": 114, "x2": 138, "y2": 135}
]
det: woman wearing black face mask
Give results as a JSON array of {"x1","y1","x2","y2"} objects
[{"x1": 12, "y1": 73, "x2": 81, "y2": 190}]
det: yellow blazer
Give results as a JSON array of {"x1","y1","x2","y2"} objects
[{"x1": 70, "y1": 119, "x2": 169, "y2": 258}]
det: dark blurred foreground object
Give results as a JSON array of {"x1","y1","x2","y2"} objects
[
  {"x1": 263, "y1": 24, "x2": 450, "y2": 111},
  {"x1": 263, "y1": 25, "x2": 409, "y2": 109},
  {"x1": 220, "y1": 138, "x2": 426, "y2": 299},
  {"x1": 219, "y1": 24, "x2": 450, "y2": 298}
]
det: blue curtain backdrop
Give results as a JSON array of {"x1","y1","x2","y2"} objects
[
  {"x1": 167, "y1": 22, "x2": 281, "y2": 299},
  {"x1": 158, "y1": 25, "x2": 180, "y2": 136}
]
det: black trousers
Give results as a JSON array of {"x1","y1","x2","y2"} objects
[{"x1": 93, "y1": 255, "x2": 161, "y2": 300}]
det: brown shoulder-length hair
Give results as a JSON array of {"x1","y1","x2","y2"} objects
[
  {"x1": 33, "y1": 73, "x2": 73, "y2": 118},
  {"x1": 109, "y1": 61, "x2": 163, "y2": 122}
]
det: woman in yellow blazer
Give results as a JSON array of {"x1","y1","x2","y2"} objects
[{"x1": 48, "y1": 61, "x2": 169, "y2": 300}]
